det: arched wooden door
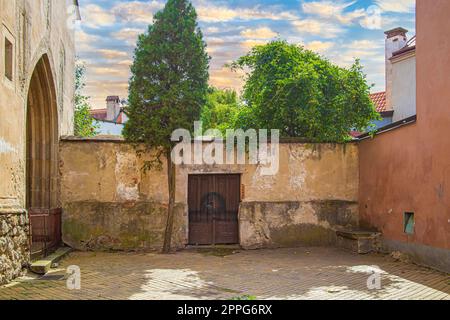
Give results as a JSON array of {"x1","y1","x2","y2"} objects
[{"x1": 26, "y1": 55, "x2": 61, "y2": 257}]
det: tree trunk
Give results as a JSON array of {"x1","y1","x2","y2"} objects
[{"x1": 162, "y1": 149, "x2": 176, "y2": 253}]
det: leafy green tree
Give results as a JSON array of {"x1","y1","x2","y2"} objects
[
  {"x1": 230, "y1": 41, "x2": 379, "y2": 141},
  {"x1": 74, "y1": 61, "x2": 98, "y2": 137},
  {"x1": 200, "y1": 87, "x2": 241, "y2": 134},
  {"x1": 123, "y1": 0, "x2": 209, "y2": 253}
]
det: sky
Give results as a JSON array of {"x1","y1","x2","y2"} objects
[{"x1": 74, "y1": 0, "x2": 416, "y2": 109}]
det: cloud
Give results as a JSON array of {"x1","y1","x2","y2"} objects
[
  {"x1": 292, "y1": 19, "x2": 345, "y2": 38},
  {"x1": 81, "y1": 4, "x2": 116, "y2": 28},
  {"x1": 75, "y1": 29, "x2": 100, "y2": 51},
  {"x1": 240, "y1": 39, "x2": 269, "y2": 50},
  {"x1": 344, "y1": 40, "x2": 383, "y2": 51},
  {"x1": 76, "y1": 0, "x2": 414, "y2": 108},
  {"x1": 205, "y1": 27, "x2": 220, "y2": 34},
  {"x1": 304, "y1": 41, "x2": 335, "y2": 54},
  {"x1": 241, "y1": 27, "x2": 278, "y2": 39},
  {"x1": 85, "y1": 80, "x2": 129, "y2": 110},
  {"x1": 117, "y1": 59, "x2": 134, "y2": 66},
  {"x1": 196, "y1": 5, "x2": 239, "y2": 22},
  {"x1": 112, "y1": 0, "x2": 164, "y2": 24},
  {"x1": 329, "y1": 39, "x2": 385, "y2": 71},
  {"x1": 196, "y1": 4, "x2": 298, "y2": 22},
  {"x1": 302, "y1": 1, "x2": 352, "y2": 16},
  {"x1": 75, "y1": 29, "x2": 99, "y2": 44},
  {"x1": 112, "y1": 27, "x2": 145, "y2": 45},
  {"x1": 301, "y1": 1, "x2": 366, "y2": 25},
  {"x1": 374, "y1": 0, "x2": 415, "y2": 13},
  {"x1": 209, "y1": 67, "x2": 244, "y2": 90},
  {"x1": 91, "y1": 67, "x2": 126, "y2": 76},
  {"x1": 300, "y1": 1, "x2": 391, "y2": 31},
  {"x1": 207, "y1": 37, "x2": 226, "y2": 46},
  {"x1": 97, "y1": 49, "x2": 129, "y2": 60}
]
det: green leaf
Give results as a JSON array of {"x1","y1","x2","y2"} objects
[
  {"x1": 230, "y1": 40, "x2": 379, "y2": 142},
  {"x1": 74, "y1": 60, "x2": 99, "y2": 137},
  {"x1": 123, "y1": 0, "x2": 209, "y2": 155}
]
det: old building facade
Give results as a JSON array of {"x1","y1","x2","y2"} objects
[
  {"x1": 90, "y1": 96, "x2": 127, "y2": 136},
  {"x1": 1, "y1": 0, "x2": 448, "y2": 288},
  {"x1": 0, "y1": 0, "x2": 76, "y2": 284},
  {"x1": 359, "y1": 0, "x2": 450, "y2": 273}
]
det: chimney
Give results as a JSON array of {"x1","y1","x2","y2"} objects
[
  {"x1": 106, "y1": 96, "x2": 121, "y2": 122},
  {"x1": 385, "y1": 27, "x2": 408, "y2": 110}
]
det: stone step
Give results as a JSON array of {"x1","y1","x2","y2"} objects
[
  {"x1": 29, "y1": 247, "x2": 72, "y2": 275},
  {"x1": 336, "y1": 229, "x2": 381, "y2": 254},
  {"x1": 185, "y1": 244, "x2": 241, "y2": 250}
]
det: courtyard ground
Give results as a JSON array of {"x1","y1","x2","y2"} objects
[{"x1": 0, "y1": 247, "x2": 448, "y2": 300}]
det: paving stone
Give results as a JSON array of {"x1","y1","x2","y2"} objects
[{"x1": 0, "y1": 247, "x2": 448, "y2": 300}]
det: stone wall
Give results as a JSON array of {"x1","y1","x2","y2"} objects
[
  {"x1": 0, "y1": 0, "x2": 76, "y2": 284},
  {"x1": 60, "y1": 137, "x2": 359, "y2": 251},
  {"x1": 0, "y1": 208, "x2": 29, "y2": 285}
]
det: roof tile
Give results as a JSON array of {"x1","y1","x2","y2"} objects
[{"x1": 370, "y1": 91, "x2": 387, "y2": 113}]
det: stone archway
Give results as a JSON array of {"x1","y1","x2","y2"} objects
[{"x1": 26, "y1": 54, "x2": 61, "y2": 256}]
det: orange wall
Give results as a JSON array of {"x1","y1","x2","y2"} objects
[{"x1": 359, "y1": 0, "x2": 450, "y2": 251}]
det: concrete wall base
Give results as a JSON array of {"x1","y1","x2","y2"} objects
[{"x1": 382, "y1": 239, "x2": 450, "y2": 273}]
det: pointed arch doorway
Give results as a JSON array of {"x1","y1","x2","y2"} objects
[{"x1": 26, "y1": 55, "x2": 62, "y2": 258}]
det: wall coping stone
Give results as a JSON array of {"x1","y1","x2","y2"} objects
[{"x1": 61, "y1": 135, "x2": 358, "y2": 145}]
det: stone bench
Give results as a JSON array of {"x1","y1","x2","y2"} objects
[{"x1": 336, "y1": 230, "x2": 381, "y2": 254}]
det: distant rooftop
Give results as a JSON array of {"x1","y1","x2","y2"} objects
[
  {"x1": 385, "y1": 27, "x2": 408, "y2": 38},
  {"x1": 392, "y1": 35, "x2": 416, "y2": 58},
  {"x1": 370, "y1": 91, "x2": 388, "y2": 113},
  {"x1": 106, "y1": 96, "x2": 120, "y2": 102}
]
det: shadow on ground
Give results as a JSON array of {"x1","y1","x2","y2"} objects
[{"x1": 0, "y1": 247, "x2": 448, "y2": 300}]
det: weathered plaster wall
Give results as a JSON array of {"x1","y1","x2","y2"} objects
[
  {"x1": 0, "y1": 0, "x2": 75, "y2": 207},
  {"x1": 60, "y1": 140, "x2": 185, "y2": 251},
  {"x1": 391, "y1": 53, "x2": 416, "y2": 122},
  {"x1": 0, "y1": 0, "x2": 76, "y2": 284},
  {"x1": 175, "y1": 143, "x2": 359, "y2": 249},
  {"x1": 60, "y1": 138, "x2": 359, "y2": 251},
  {"x1": 359, "y1": 0, "x2": 450, "y2": 273}
]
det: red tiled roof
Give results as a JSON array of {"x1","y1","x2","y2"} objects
[
  {"x1": 349, "y1": 92, "x2": 390, "y2": 139},
  {"x1": 90, "y1": 108, "x2": 107, "y2": 121},
  {"x1": 349, "y1": 131, "x2": 363, "y2": 138},
  {"x1": 370, "y1": 91, "x2": 387, "y2": 113},
  {"x1": 90, "y1": 108, "x2": 126, "y2": 124},
  {"x1": 116, "y1": 112, "x2": 123, "y2": 124}
]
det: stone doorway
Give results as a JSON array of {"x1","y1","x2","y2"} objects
[{"x1": 26, "y1": 55, "x2": 61, "y2": 258}]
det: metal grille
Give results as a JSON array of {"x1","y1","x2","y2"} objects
[{"x1": 29, "y1": 208, "x2": 62, "y2": 259}]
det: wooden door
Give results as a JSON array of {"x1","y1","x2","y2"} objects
[{"x1": 188, "y1": 175, "x2": 240, "y2": 245}]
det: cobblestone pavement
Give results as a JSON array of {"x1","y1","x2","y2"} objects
[{"x1": 0, "y1": 247, "x2": 449, "y2": 300}]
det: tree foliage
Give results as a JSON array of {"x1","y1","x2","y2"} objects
[
  {"x1": 230, "y1": 40, "x2": 379, "y2": 141},
  {"x1": 123, "y1": 0, "x2": 209, "y2": 252},
  {"x1": 74, "y1": 61, "x2": 98, "y2": 137},
  {"x1": 123, "y1": 0, "x2": 209, "y2": 154},
  {"x1": 200, "y1": 87, "x2": 241, "y2": 134}
]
